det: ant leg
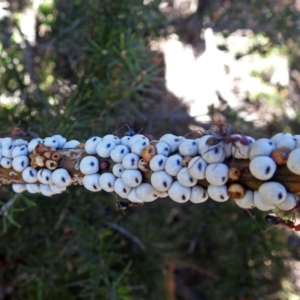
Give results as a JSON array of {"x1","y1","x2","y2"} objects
[{"x1": 111, "y1": 192, "x2": 126, "y2": 215}]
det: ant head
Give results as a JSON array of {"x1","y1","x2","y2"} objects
[{"x1": 124, "y1": 130, "x2": 135, "y2": 137}]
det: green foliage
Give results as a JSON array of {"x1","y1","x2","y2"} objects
[{"x1": 1, "y1": 0, "x2": 300, "y2": 299}]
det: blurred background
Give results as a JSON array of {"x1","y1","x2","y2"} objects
[{"x1": 1, "y1": 0, "x2": 300, "y2": 299}]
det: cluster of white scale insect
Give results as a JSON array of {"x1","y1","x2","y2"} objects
[{"x1": 1, "y1": 130, "x2": 300, "y2": 211}]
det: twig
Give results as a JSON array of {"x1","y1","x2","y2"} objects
[
  {"x1": 103, "y1": 221, "x2": 146, "y2": 251},
  {"x1": 0, "y1": 194, "x2": 21, "y2": 216}
]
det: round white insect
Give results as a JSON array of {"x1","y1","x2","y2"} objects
[
  {"x1": 177, "y1": 167, "x2": 197, "y2": 187},
  {"x1": 110, "y1": 145, "x2": 130, "y2": 163},
  {"x1": 127, "y1": 187, "x2": 144, "y2": 203},
  {"x1": 131, "y1": 139, "x2": 150, "y2": 156},
  {"x1": 287, "y1": 148, "x2": 300, "y2": 175},
  {"x1": 151, "y1": 170, "x2": 173, "y2": 192},
  {"x1": 28, "y1": 138, "x2": 44, "y2": 153},
  {"x1": 83, "y1": 174, "x2": 102, "y2": 192},
  {"x1": 12, "y1": 156, "x2": 29, "y2": 172},
  {"x1": 52, "y1": 135, "x2": 67, "y2": 148},
  {"x1": 37, "y1": 169, "x2": 53, "y2": 184},
  {"x1": 112, "y1": 163, "x2": 125, "y2": 177},
  {"x1": 159, "y1": 134, "x2": 183, "y2": 153},
  {"x1": 85, "y1": 136, "x2": 102, "y2": 154},
  {"x1": 190, "y1": 186, "x2": 208, "y2": 204},
  {"x1": 114, "y1": 178, "x2": 132, "y2": 198},
  {"x1": 80, "y1": 156, "x2": 99, "y2": 175},
  {"x1": 96, "y1": 140, "x2": 117, "y2": 158},
  {"x1": 99, "y1": 173, "x2": 116, "y2": 192},
  {"x1": 168, "y1": 181, "x2": 191, "y2": 203},
  {"x1": 51, "y1": 168, "x2": 72, "y2": 187},
  {"x1": 207, "y1": 184, "x2": 229, "y2": 202},
  {"x1": 205, "y1": 163, "x2": 228, "y2": 186},
  {"x1": 12, "y1": 145, "x2": 29, "y2": 158},
  {"x1": 2, "y1": 143, "x2": 14, "y2": 158},
  {"x1": 121, "y1": 169, "x2": 142, "y2": 187},
  {"x1": 12, "y1": 183, "x2": 27, "y2": 193},
  {"x1": 258, "y1": 182, "x2": 286, "y2": 205},
  {"x1": 136, "y1": 183, "x2": 159, "y2": 202},
  {"x1": 26, "y1": 183, "x2": 40, "y2": 193},
  {"x1": 44, "y1": 137, "x2": 59, "y2": 148},
  {"x1": 188, "y1": 156, "x2": 207, "y2": 180},
  {"x1": 149, "y1": 154, "x2": 167, "y2": 172},
  {"x1": 249, "y1": 156, "x2": 277, "y2": 180},
  {"x1": 122, "y1": 153, "x2": 140, "y2": 169},
  {"x1": 22, "y1": 166, "x2": 38, "y2": 183},
  {"x1": 165, "y1": 154, "x2": 183, "y2": 176},
  {"x1": 1, "y1": 157, "x2": 12, "y2": 169},
  {"x1": 249, "y1": 138, "x2": 276, "y2": 159},
  {"x1": 253, "y1": 191, "x2": 275, "y2": 211},
  {"x1": 155, "y1": 142, "x2": 171, "y2": 156},
  {"x1": 102, "y1": 134, "x2": 120, "y2": 145},
  {"x1": 40, "y1": 184, "x2": 55, "y2": 196},
  {"x1": 179, "y1": 139, "x2": 198, "y2": 157},
  {"x1": 234, "y1": 190, "x2": 255, "y2": 209},
  {"x1": 49, "y1": 184, "x2": 66, "y2": 194},
  {"x1": 62, "y1": 140, "x2": 80, "y2": 148},
  {"x1": 276, "y1": 193, "x2": 296, "y2": 211}
]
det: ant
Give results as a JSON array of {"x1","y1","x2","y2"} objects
[
  {"x1": 113, "y1": 124, "x2": 143, "y2": 137},
  {"x1": 0, "y1": 122, "x2": 39, "y2": 139},
  {"x1": 264, "y1": 214, "x2": 300, "y2": 231},
  {"x1": 115, "y1": 201, "x2": 144, "y2": 212},
  {"x1": 205, "y1": 122, "x2": 249, "y2": 146}
]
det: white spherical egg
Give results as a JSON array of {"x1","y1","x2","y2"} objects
[
  {"x1": 151, "y1": 170, "x2": 173, "y2": 192},
  {"x1": 80, "y1": 156, "x2": 99, "y2": 175},
  {"x1": 168, "y1": 181, "x2": 191, "y2": 203},
  {"x1": 12, "y1": 156, "x2": 29, "y2": 172},
  {"x1": 249, "y1": 156, "x2": 277, "y2": 180},
  {"x1": 120, "y1": 136, "x2": 131, "y2": 147},
  {"x1": 205, "y1": 163, "x2": 228, "y2": 186},
  {"x1": 83, "y1": 174, "x2": 102, "y2": 192},
  {"x1": 85, "y1": 136, "x2": 102, "y2": 154}
]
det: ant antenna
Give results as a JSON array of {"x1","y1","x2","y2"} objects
[
  {"x1": 245, "y1": 209, "x2": 268, "y2": 234},
  {"x1": 111, "y1": 192, "x2": 126, "y2": 215}
]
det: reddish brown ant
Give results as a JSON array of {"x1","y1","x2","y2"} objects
[
  {"x1": 264, "y1": 214, "x2": 300, "y2": 231},
  {"x1": 0, "y1": 123, "x2": 39, "y2": 139},
  {"x1": 205, "y1": 122, "x2": 250, "y2": 146},
  {"x1": 115, "y1": 201, "x2": 144, "y2": 211}
]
